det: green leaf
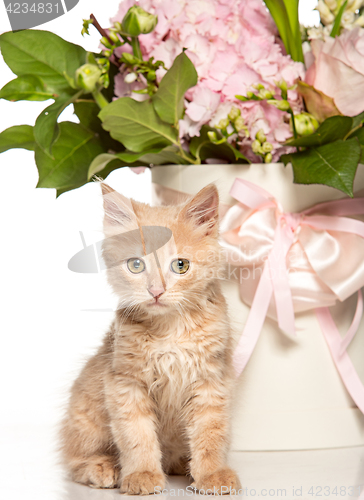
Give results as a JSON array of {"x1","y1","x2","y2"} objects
[
  {"x1": 282, "y1": 0, "x2": 299, "y2": 39},
  {"x1": 198, "y1": 142, "x2": 249, "y2": 163},
  {"x1": 139, "y1": 146, "x2": 188, "y2": 165},
  {"x1": 189, "y1": 126, "x2": 215, "y2": 158},
  {"x1": 348, "y1": 127, "x2": 364, "y2": 157},
  {"x1": 285, "y1": 116, "x2": 353, "y2": 148},
  {"x1": 74, "y1": 99, "x2": 102, "y2": 132},
  {"x1": 88, "y1": 150, "x2": 157, "y2": 179},
  {"x1": 73, "y1": 99, "x2": 124, "y2": 152},
  {"x1": 88, "y1": 153, "x2": 126, "y2": 179},
  {"x1": 330, "y1": 0, "x2": 348, "y2": 38},
  {"x1": 56, "y1": 183, "x2": 87, "y2": 197},
  {"x1": 281, "y1": 138, "x2": 361, "y2": 196},
  {"x1": 281, "y1": 0, "x2": 304, "y2": 63},
  {"x1": 0, "y1": 30, "x2": 86, "y2": 95},
  {"x1": 152, "y1": 52, "x2": 198, "y2": 125},
  {"x1": 34, "y1": 91, "x2": 83, "y2": 155},
  {"x1": 263, "y1": 0, "x2": 304, "y2": 63},
  {"x1": 36, "y1": 121, "x2": 104, "y2": 190},
  {"x1": 0, "y1": 75, "x2": 55, "y2": 101},
  {"x1": 0, "y1": 125, "x2": 35, "y2": 153},
  {"x1": 225, "y1": 143, "x2": 250, "y2": 163},
  {"x1": 88, "y1": 146, "x2": 186, "y2": 180},
  {"x1": 352, "y1": 111, "x2": 364, "y2": 129},
  {"x1": 99, "y1": 97, "x2": 178, "y2": 152},
  {"x1": 116, "y1": 150, "x2": 163, "y2": 163},
  {"x1": 91, "y1": 160, "x2": 125, "y2": 185},
  {"x1": 263, "y1": 1, "x2": 291, "y2": 58}
]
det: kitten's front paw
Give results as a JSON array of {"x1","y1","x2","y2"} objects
[
  {"x1": 192, "y1": 467, "x2": 241, "y2": 495},
  {"x1": 120, "y1": 471, "x2": 166, "y2": 495},
  {"x1": 73, "y1": 455, "x2": 120, "y2": 489}
]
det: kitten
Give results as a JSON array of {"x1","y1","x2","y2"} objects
[{"x1": 60, "y1": 182, "x2": 240, "y2": 495}]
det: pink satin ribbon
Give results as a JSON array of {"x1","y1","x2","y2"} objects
[{"x1": 222, "y1": 178, "x2": 364, "y2": 414}]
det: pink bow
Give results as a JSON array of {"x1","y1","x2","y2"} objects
[{"x1": 221, "y1": 178, "x2": 364, "y2": 414}]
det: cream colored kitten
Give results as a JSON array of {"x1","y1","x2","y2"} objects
[{"x1": 60, "y1": 182, "x2": 240, "y2": 495}]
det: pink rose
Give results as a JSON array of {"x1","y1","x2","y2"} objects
[{"x1": 305, "y1": 27, "x2": 364, "y2": 116}]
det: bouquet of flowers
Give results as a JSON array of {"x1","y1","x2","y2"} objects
[{"x1": 0, "y1": 0, "x2": 363, "y2": 196}]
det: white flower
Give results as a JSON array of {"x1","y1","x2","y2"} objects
[
  {"x1": 346, "y1": 0, "x2": 364, "y2": 13},
  {"x1": 316, "y1": 0, "x2": 335, "y2": 24},
  {"x1": 341, "y1": 11, "x2": 356, "y2": 29},
  {"x1": 307, "y1": 25, "x2": 332, "y2": 40},
  {"x1": 324, "y1": 0, "x2": 337, "y2": 11}
]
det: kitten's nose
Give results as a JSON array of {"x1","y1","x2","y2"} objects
[{"x1": 148, "y1": 286, "x2": 165, "y2": 298}]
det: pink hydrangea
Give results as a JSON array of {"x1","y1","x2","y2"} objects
[{"x1": 111, "y1": 0, "x2": 305, "y2": 159}]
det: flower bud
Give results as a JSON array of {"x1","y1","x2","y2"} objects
[
  {"x1": 108, "y1": 30, "x2": 120, "y2": 44},
  {"x1": 75, "y1": 64, "x2": 102, "y2": 92},
  {"x1": 253, "y1": 83, "x2": 265, "y2": 90},
  {"x1": 147, "y1": 70, "x2": 156, "y2": 81},
  {"x1": 121, "y1": 52, "x2": 138, "y2": 65},
  {"x1": 262, "y1": 141, "x2": 273, "y2": 153},
  {"x1": 278, "y1": 80, "x2": 288, "y2": 99},
  {"x1": 265, "y1": 153, "x2": 273, "y2": 163},
  {"x1": 275, "y1": 79, "x2": 288, "y2": 92},
  {"x1": 124, "y1": 72, "x2": 138, "y2": 84},
  {"x1": 252, "y1": 140, "x2": 261, "y2": 154},
  {"x1": 256, "y1": 129, "x2": 266, "y2": 144},
  {"x1": 234, "y1": 116, "x2": 246, "y2": 132},
  {"x1": 293, "y1": 112, "x2": 319, "y2": 136},
  {"x1": 267, "y1": 99, "x2": 291, "y2": 111},
  {"x1": 258, "y1": 89, "x2": 273, "y2": 100},
  {"x1": 246, "y1": 91, "x2": 254, "y2": 99},
  {"x1": 101, "y1": 73, "x2": 109, "y2": 88},
  {"x1": 100, "y1": 36, "x2": 112, "y2": 48},
  {"x1": 207, "y1": 131, "x2": 218, "y2": 142},
  {"x1": 228, "y1": 106, "x2": 241, "y2": 121},
  {"x1": 113, "y1": 21, "x2": 122, "y2": 32},
  {"x1": 122, "y1": 5, "x2": 158, "y2": 37},
  {"x1": 103, "y1": 49, "x2": 113, "y2": 58},
  {"x1": 217, "y1": 118, "x2": 230, "y2": 130}
]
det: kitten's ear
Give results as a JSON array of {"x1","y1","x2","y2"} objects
[
  {"x1": 180, "y1": 184, "x2": 219, "y2": 235},
  {"x1": 101, "y1": 183, "x2": 136, "y2": 229}
]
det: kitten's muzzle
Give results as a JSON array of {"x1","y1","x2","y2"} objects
[{"x1": 148, "y1": 286, "x2": 165, "y2": 299}]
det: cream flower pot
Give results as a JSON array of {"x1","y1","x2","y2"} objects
[{"x1": 151, "y1": 162, "x2": 364, "y2": 451}]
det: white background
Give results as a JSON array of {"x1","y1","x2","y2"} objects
[{"x1": 0, "y1": 1, "x2": 319, "y2": 429}]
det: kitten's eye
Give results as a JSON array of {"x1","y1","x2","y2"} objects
[
  {"x1": 171, "y1": 258, "x2": 190, "y2": 275},
  {"x1": 127, "y1": 258, "x2": 145, "y2": 274}
]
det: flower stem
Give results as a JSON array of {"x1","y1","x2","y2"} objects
[
  {"x1": 178, "y1": 144, "x2": 200, "y2": 165},
  {"x1": 92, "y1": 89, "x2": 109, "y2": 109},
  {"x1": 343, "y1": 123, "x2": 363, "y2": 141},
  {"x1": 131, "y1": 37, "x2": 143, "y2": 60},
  {"x1": 90, "y1": 13, "x2": 113, "y2": 45},
  {"x1": 289, "y1": 109, "x2": 298, "y2": 140}
]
